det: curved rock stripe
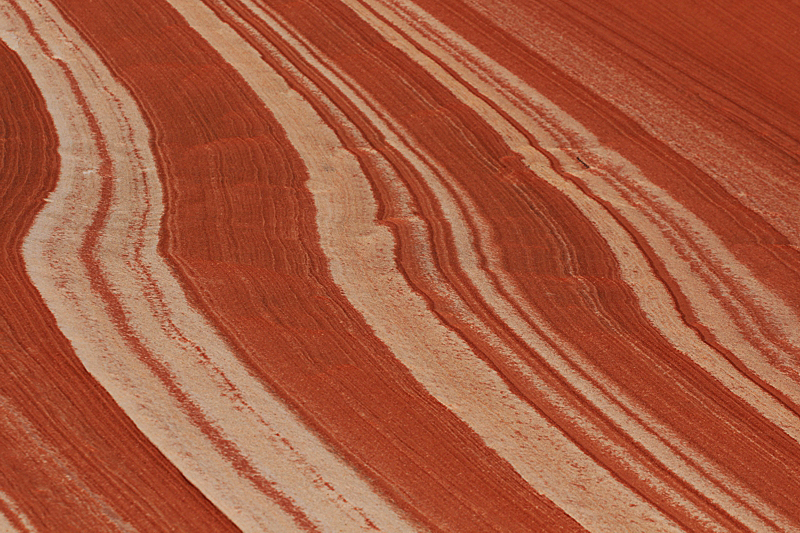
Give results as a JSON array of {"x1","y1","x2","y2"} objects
[
  {"x1": 223, "y1": 0, "x2": 800, "y2": 530},
  {"x1": 42, "y1": 0, "x2": 590, "y2": 530},
  {"x1": 3, "y1": 0, "x2": 800, "y2": 531},
  {"x1": 12, "y1": 0, "x2": 423, "y2": 531},
  {"x1": 0, "y1": 490, "x2": 37, "y2": 533},
  {"x1": 327, "y1": 1, "x2": 800, "y2": 529},
  {"x1": 0, "y1": 11, "x2": 240, "y2": 533}
]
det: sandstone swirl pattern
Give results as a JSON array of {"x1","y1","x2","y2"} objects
[{"x1": 1, "y1": 0, "x2": 800, "y2": 531}]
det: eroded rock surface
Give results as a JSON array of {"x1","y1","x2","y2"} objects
[{"x1": 2, "y1": 0, "x2": 800, "y2": 531}]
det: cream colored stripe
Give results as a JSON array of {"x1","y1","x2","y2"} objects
[
  {"x1": 14, "y1": 0, "x2": 417, "y2": 531},
  {"x1": 0, "y1": 491, "x2": 37, "y2": 533},
  {"x1": 198, "y1": 1, "x2": 694, "y2": 531},
  {"x1": 8, "y1": 3, "x2": 304, "y2": 531},
  {"x1": 0, "y1": 512, "x2": 23, "y2": 533},
  {"x1": 335, "y1": 0, "x2": 798, "y2": 530}
]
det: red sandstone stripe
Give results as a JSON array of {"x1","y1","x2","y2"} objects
[{"x1": 0, "y1": 30, "x2": 239, "y2": 533}]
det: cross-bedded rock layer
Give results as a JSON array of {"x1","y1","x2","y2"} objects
[{"x1": 2, "y1": 0, "x2": 800, "y2": 531}]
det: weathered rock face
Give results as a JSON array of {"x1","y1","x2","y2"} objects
[{"x1": 2, "y1": 0, "x2": 800, "y2": 531}]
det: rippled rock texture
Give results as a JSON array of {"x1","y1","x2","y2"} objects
[{"x1": 2, "y1": 0, "x2": 800, "y2": 531}]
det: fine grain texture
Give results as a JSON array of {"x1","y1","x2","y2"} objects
[{"x1": 2, "y1": 0, "x2": 800, "y2": 532}]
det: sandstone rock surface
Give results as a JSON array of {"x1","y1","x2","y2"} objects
[{"x1": 2, "y1": 0, "x2": 800, "y2": 531}]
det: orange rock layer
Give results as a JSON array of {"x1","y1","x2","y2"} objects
[{"x1": 2, "y1": 0, "x2": 800, "y2": 531}]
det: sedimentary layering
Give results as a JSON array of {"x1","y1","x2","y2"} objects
[{"x1": 2, "y1": 0, "x2": 800, "y2": 531}]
